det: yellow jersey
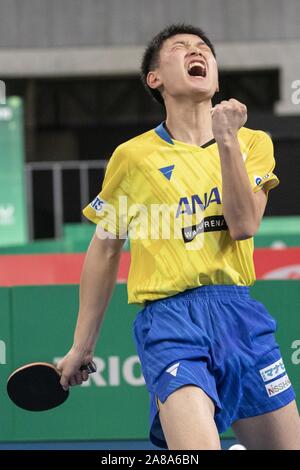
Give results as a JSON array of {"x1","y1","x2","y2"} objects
[{"x1": 83, "y1": 123, "x2": 279, "y2": 304}]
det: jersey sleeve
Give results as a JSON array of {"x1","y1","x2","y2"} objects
[
  {"x1": 82, "y1": 146, "x2": 131, "y2": 237},
  {"x1": 245, "y1": 131, "x2": 279, "y2": 194}
]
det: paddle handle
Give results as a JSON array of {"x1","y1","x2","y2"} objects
[{"x1": 79, "y1": 361, "x2": 97, "y2": 374}]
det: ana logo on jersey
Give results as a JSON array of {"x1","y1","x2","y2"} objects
[
  {"x1": 176, "y1": 187, "x2": 221, "y2": 218},
  {"x1": 159, "y1": 164, "x2": 175, "y2": 181}
]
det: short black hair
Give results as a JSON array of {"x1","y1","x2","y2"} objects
[{"x1": 141, "y1": 23, "x2": 216, "y2": 105}]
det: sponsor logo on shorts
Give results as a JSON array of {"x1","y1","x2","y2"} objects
[
  {"x1": 90, "y1": 196, "x2": 105, "y2": 212},
  {"x1": 265, "y1": 374, "x2": 291, "y2": 397},
  {"x1": 259, "y1": 358, "x2": 286, "y2": 382}
]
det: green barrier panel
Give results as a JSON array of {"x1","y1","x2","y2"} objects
[
  {"x1": 255, "y1": 216, "x2": 300, "y2": 247},
  {"x1": 0, "y1": 97, "x2": 27, "y2": 246},
  {"x1": 0, "y1": 238, "x2": 91, "y2": 255},
  {"x1": 63, "y1": 223, "x2": 130, "y2": 251},
  {"x1": 9, "y1": 284, "x2": 145, "y2": 441},
  {"x1": 259, "y1": 217, "x2": 300, "y2": 234},
  {"x1": 2, "y1": 281, "x2": 300, "y2": 442},
  {"x1": 221, "y1": 281, "x2": 300, "y2": 438},
  {"x1": 1, "y1": 217, "x2": 298, "y2": 254},
  {"x1": 254, "y1": 235, "x2": 300, "y2": 248},
  {"x1": 251, "y1": 280, "x2": 300, "y2": 393},
  {"x1": 63, "y1": 223, "x2": 95, "y2": 241},
  {"x1": 0, "y1": 288, "x2": 14, "y2": 440},
  {"x1": 0, "y1": 225, "x2": 129, "y2": 254}
]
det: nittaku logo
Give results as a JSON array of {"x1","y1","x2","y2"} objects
[
  {"x1": 265, "y1": 374, "x2": 291, "y2": 397},
  {"x1": 90, "y1": 196, "x2": 105, "y2": 212}
]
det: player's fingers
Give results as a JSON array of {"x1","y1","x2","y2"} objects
[
  {"x1": 228, "y1": 98, "x2": 247, "y2": 112},
  {"x1": 228, "y1": 98, "x2": 240, "y2": 105},
  {"x1": 82, "y1": 369, "x2": 89, "y2": 381},
  {"x1": 56, "y1": 360, "x2": 64, "y2": 373},
  {"x1": 60, "y1": 374, "x2": 69, "y2": 391},
  {"x1": 75, "y1": 372, "x2": 83, "y2": 385},
  {"x1": 69, "y1": 376, "x2": 77, "y2": 386}
]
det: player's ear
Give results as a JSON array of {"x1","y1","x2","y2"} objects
[{"x1": 147, "y1": 70, "x2": 162, "y2": 90}]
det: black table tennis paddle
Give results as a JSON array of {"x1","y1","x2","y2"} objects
[{"x1": 7, "y1": 361, "x2": 97, "y2": 411}]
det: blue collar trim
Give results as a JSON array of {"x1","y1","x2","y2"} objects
[{"x1": 154, "y1": 122, "x2": 174, "y2": 145}]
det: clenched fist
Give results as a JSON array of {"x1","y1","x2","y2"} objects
[{"x1": 211, "y1": 98, "x2": 247, "y2": 142}]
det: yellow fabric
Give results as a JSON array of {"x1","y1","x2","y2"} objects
[{"x1": 83, "y1": 125, "x2": 279, "y2": 304}]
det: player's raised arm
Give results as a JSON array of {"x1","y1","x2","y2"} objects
[
  {"x1": 57, "y1": 228, "x2": 124, "y2": 390},
  {"x1": 212, "y1": 99, "x2": 267, "y2": 240}
]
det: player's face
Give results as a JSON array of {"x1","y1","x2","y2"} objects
[{"x1": 148, "y1": 34, "x2": 219, "y2": 103}]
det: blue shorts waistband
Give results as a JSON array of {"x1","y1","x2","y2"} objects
[{"x1": 146, "y1": 285, "x2": 250, "y2": 305}]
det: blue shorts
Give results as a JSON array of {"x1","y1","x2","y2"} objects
[{"x1": 132, "y1": 285, "x2": 296, "y2": 449}]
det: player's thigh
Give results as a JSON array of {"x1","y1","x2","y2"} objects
[
  {"x1": 232, "y1": 400, "x2": 300, "y2": 450},
  {"x1": 157, "y1": 385, "x2": 221, "y2": 450}
]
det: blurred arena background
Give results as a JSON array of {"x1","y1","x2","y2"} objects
[{"x1": 0, "y1": 0, "x2": 300, "y2": 450}]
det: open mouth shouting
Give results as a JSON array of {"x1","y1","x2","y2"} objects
[{"x1": 187, "y1": 60, "x2": 207, "y2": 78}]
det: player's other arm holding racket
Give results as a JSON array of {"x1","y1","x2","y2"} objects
[{"x1": 57, "y1": 228, "x2": 124, "y2": 390}]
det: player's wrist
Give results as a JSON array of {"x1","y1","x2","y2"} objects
[
  {"x1": 71, "y1": 343, "x2": 94, "y2": 357},
  {"x1": 214, "y1": 129, "x2": 238, "y2": 145},
  {"x1": 215, "y1": 132, "x2": 239, "y2": 148}
]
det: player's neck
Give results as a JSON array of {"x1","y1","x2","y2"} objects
[{"x1": 165, "y1": 99, "x2": 214, "y2": 147}]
